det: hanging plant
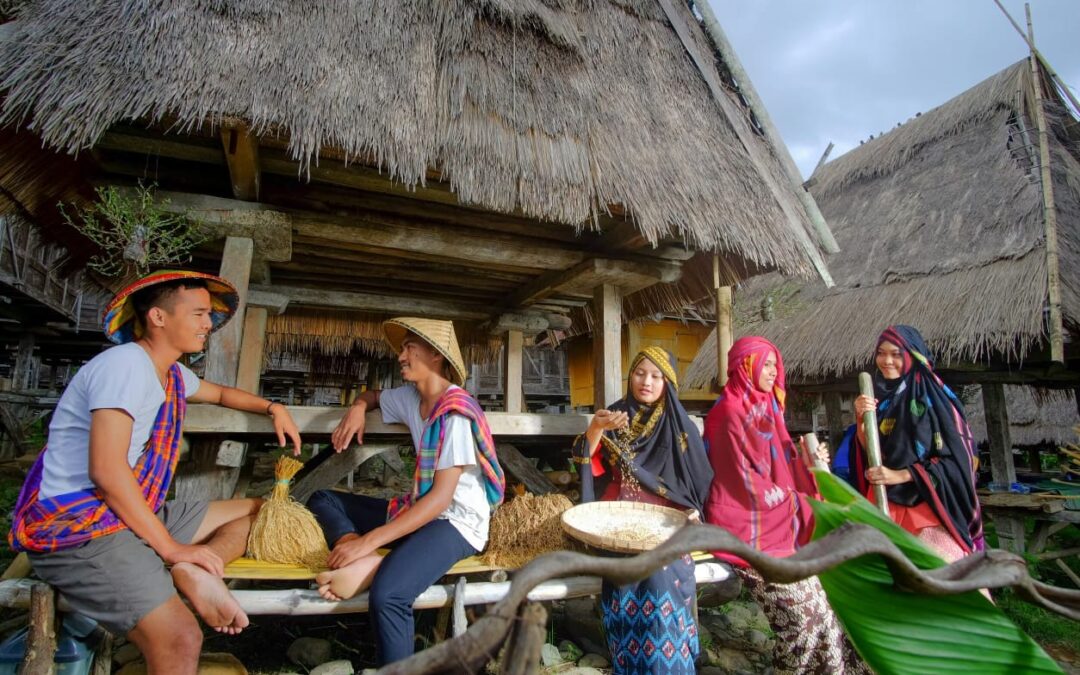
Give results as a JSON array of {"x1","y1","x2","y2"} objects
[{"x1": 58, "y1": 183, "x2": 207, "y2": 278}]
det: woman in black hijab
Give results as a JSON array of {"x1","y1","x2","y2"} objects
[{"x1": 572, "y1": 346, "x2": 712, "y2": 674}]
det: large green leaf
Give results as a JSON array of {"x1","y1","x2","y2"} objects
[{"x1": 810, "y1": 470, "x2": 1060, "y2": 674}]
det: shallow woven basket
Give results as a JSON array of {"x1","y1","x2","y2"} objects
[{"x1": 561, "y1": 501, "x2": 689, "y2": 554}]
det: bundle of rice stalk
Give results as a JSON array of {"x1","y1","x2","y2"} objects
[
  {"x1": 480, "y1": 492, "x2": 576, "y2": 569},
  {"x1": 247, "y1": 456, "x2": 329, "y2": 569}
]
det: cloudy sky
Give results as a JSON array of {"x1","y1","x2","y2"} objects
[{"x1": 708, "y1": 0, "x2": 1080, "y2": 177}]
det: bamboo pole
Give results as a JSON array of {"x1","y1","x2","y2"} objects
[
  {"x1": 810, "y1": 142, "x2": 835, "y2": 179},
  {"x1": 993, "y1": 0, "x2": 1080, "y2": 115},
  {"x1": 693, "y1": 0, "x2": 839, "y2": 254},
  {"x1": 1025, "y1": 4, "x2": 1064, "y2": 364},
  {"x1": 858, "y1": 373, "x2": 890, "y2": 517},
  {"x1": 713, "y1": 255, "x2": 732, "y2": 387}
]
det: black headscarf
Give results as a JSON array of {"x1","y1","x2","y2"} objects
[
  {"x1": 850, "y1": 325, "x2": 984, "y2": 552},
  {"x1": 573, "y1": 346, "x2": 713, "y2": 513}
]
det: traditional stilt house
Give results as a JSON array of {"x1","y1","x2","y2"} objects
[
  {"x1": 683, "y1": 59, "x2": 1080, "y2": 552},
  {"x1": 0, "y1": 1, "x2": 835, "y2": 498}
]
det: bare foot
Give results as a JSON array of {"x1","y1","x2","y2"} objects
[
  {"x1": 314, "y1": 555, "x2": 383, "y2": 601},
  {"x1": 171, "y1": 562, "x2": 250, "y2": 634}
]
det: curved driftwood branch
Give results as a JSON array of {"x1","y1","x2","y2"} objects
[{"x1": 379, "y1": 522, "x2": 1080, "y2": 675}]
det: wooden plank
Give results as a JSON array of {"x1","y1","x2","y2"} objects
[
  {"x1": 220, "y1": 120, "x2": 261, "y2": 201},
  {"x1": 251, "y1": 284, "x2": 489, "y2": 320},
  {"x1": 508, "y1": 257, "x2": 681, "y2": 309},
  {"x1": 289, "y1": 244, "x2": 532, "y2": 284},
  {"x1": 593, "y1": 284, "x2": 622, "y2": 409},
  {"x1": 497, "y1": 443, "x2": 556, "y2": 495},
  {"x1": 183, "y1": 406, "x2": 593, "y2": 437},
  {"x1": 236, "y1": 307, "x2": 267, "y2": 394},
  {"x1": 504, "y1": 330, "x2": 524, "y2": 413},
  {"x1": 291, "y1": 443, "x2": 401, "y2": 504}
]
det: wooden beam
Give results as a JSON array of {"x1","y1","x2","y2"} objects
[
  {"x1": 508, "y1": 257, "x2": 681, "y2": 309},
  {"x1": 236, "y1": 307, "x2": 267, "y2": 394},
  {"x1": 251, "y1": 284, "x2": 488, "y2": 320},
  {"x1": 21, "y1": 583, "x2": 55, "y2": 675},
  {"x1": 220, "y1": 120, "x2": 261, "y2": 200},
  {"x1": 713, "y1": 254, "x2": 732, "y2": 388},
  {"x1": 593, "y1": 284, "x2": 622, "y2": 409},
  {"x1": 183, "y1": 406, "x2": 593, "y2": 437},
  {"x1": 246, "y1": 289, "x2": 289, "y2": 314},
  {"x1": 496, "y1": 443, "x2": 556, "y2": 494},
  {"x1": 824, "y1": 391, "x2": 845, "y2": 448},
  {"x1": 505, "y1": 330, "x2": 524, "y2": 413},
  {"x1": 291, "y1": 443, "x2": 400, "y2": 504},
  {"x1": 206, "y1": 237, "x2": 253, "y2": 387},
  {"x1": 290, "y1": 212, "x2": 584, "y2": 271},
  {"x1": 982, "y1": 382, "x2": 1024, "y2": 553}
]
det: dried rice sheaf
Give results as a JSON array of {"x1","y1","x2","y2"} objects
[
  {"x1": 247, "y1": 456, "x2": 329, "y2": 569},
  {"x1": 480, "y1": 492, "x2": 576, "y2": 569}
]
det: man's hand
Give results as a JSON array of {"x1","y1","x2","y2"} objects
[
  {"x1": 161, "y1": 542, "x2": 225, "y2": 577},
  {"x1": 327, "y1": 532, "x2": 380, "y2": 569},
  {"x1": 331, "y1": 403, "x2": 367, "y2": 452},
  {"x1": 270, "y1": 405, "x2": 302, "y2": 456}
]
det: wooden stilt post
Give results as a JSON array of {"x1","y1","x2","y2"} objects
[
  {"x1": 21, "y1": 583, "x2": 55, "y2": 675},
  {"x1": 1026, "y1": 5, "x2": 1064, "y2": 364},
  {"x1": 713, "y1": 255, "x2": 732, "y2": 388},
  {"x1": 504, "y1": 329, "x2": 524, "y2": 414},
  {"x1": 235, "y1": 306, "x2": 268, "y2": 395},
  {"x1": 982, "y1": 382, "x2": 1024, "y2": 552},
  {"x1": 592, "y1": 284, "x2": 621, "y2": 410},
  {"x1": 176, "y1": 236, "x2": 254, "y2": 502},
  {"x1": 824, "y1": 391, "x2": 845, "y2": 449},
  {"x1": 13, "y1": 334, "x2": 34, "y2": 392}
]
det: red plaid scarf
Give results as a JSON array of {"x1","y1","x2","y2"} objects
[{"x1": 9, "y1": 364, "x2": 187, "y2": 553}]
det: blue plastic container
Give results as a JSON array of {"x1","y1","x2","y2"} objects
[{"x1": 0, "y1": 618, "x2": 95, "y2": 675}]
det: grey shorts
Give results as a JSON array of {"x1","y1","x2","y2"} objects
[{"x1": 28, "y1": 500, "x2": 209, "y2": 635}]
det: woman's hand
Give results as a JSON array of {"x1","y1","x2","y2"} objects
[
  {"x1": 864, "y1": 466, "x2": 912, "y2": 486},
  {"x1": 797, "y1": 437, "x2": 830, "y2": 467},
  {"x1": 327, "y1": 532, "x2": 381, "y2": 569},
  {"x1": 590, "y1": 409, "x2": 629, "y2": 433},
  {"x1": 853, "y1": 394, "x2": 878, "y2": 418}
]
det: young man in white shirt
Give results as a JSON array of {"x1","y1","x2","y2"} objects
[
  {"x1": 308, "y1": 317, "x2": 505, "y2": 665},
  {"x1": 10, "y1": 271, "x2": 302, "y2": 675}
]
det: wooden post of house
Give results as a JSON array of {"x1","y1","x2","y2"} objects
[
  {"x1": 593, "y1": 284, "x2": 621, "y2": 410},
  {"x1": 824, "y1": 391, "x2": 845, "y2": 449},
  {"x1": 713, "y1": 255, "x2": 732, "y2": 388},
  {"x1": 176, "y1": 236, "x2": 254, "y2": 502},
  {"x1": 504, "y1": 329, "x2": 524, "y2": 413},
  {"x1": 236, "y1": 306, "x2": 268, "y2": 395},
  {"x1": 982, "y1": 382, "x2": 1024, "y2": 552},
  {"x1": 13, "y1": 333, "x2": 34, "y2": 392}
]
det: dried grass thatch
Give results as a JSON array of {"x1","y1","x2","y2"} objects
[
  {"x1": 965, "y1": 386, "x2": 1080, "y2": 449},
  {"x1": 0, "y1": 0, "x2": 822, "y2": 278},
  {"x1": 684, "y1": 60, "x2": 1080, "y2": 387}
]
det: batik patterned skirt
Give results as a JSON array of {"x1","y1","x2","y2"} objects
[{"x1": 602, "y1": 554, "x2": 699, "y2": 675}]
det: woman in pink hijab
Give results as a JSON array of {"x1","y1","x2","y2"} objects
[{"x1": 704, "y1": 336, "x2": 867, "y2": 674}]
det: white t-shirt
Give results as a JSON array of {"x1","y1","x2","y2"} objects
[
  {"x1": 378, "y1": 384, "x2": 490, "y2": 551},
  {"x1": 39, "y1": 343, "x2": 201, "y2": 499}
]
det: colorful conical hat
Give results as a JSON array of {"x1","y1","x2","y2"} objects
[{"x1": 102, "y1": 270, "x2": 239, "y2": 345}]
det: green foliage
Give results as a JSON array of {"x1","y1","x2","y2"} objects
[
  {"x1": 58, "y1": 183, "x2": 207, "y2": 277},
  {"x1": 810, "y1": 471, "x2": 1061, "y2": 674}
]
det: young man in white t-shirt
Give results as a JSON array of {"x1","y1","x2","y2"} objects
[
  {"x1": 308, "y1": 317, "x2": 505, "y2": 665},
  {"x1": 9, "y1": 271, "x2": 302, "y2": 675}
]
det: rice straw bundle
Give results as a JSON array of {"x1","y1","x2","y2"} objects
[
  {"x1": 247, "y1": 456, "x2": 329, "y2": 569},
  {"x1": 480, "y1": 492, "x2": 575, "y2": 569}
]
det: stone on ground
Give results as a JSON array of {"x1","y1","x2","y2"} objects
[
  {"x1": 286, "y1": 637, "x2": 334, "y2": 669},
  {"x1": 309, "y1": 659, "x2": 355, "y2": 675}
]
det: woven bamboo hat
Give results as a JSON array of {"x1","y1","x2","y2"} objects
[
  {"x1": 103, "y1": 269, "x2": 239, "y2": 345},
  {"x1": 383, "y1": 317, "x2": 468, "y2": 386}
]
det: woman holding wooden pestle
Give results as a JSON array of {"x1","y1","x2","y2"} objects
[
  {"x1": 704, "y1": 337, "x2": 868, "y2": 674},
  {"x1": 851, "y1": 325, "x2": 984, "y2": 561},
  {"x1": 572, "y1": 346, "x2": 713, "y2": 675}
]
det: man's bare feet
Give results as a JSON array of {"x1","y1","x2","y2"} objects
[
  {"x1": 315, "y1": 555, "x2": 384, "y2": 601},
  {"x1": 171, "y1": 562, "x2": 250, "y2": 635}
]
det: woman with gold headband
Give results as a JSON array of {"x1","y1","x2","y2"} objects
[{"x1": 573, "y1": 346, "x2": 713, "y2": 675}]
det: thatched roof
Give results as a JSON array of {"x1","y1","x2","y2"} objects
[
  {"x1": 966, "y1": 386, "x2": 1078, "y2": 449},
  {"x1": 0, "y1": 0, "x2": 827, "y2": 279},
  {"x1": 685, "y1": 60, "x2": 1080, "y2": 387}
]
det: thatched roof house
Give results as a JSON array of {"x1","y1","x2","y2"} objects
[
  {"x1": 0, "y1": 0, "x2": 835, "y2": 395},
  {"x1": 965, "y1": 386, "x2": 1078, "y2": 449},
  {"x1": 685, "y1": 59, "x2": 1080, "y2": 389}
]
